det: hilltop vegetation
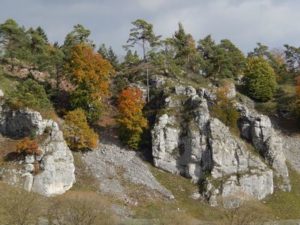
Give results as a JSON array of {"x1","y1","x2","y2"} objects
[{"x1": 1, "y1": 18, "x2": 300, "y2": 149}]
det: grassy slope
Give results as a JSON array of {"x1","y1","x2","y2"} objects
[
  {"x1": 266, "y1": 168, "x2": 300, "y2": 219},
  {"x1": 133, "y1": 165, "x2": 225, "y2": 223}
]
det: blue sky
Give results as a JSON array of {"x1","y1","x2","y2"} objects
[{"x1": 1, "y1": 0, "x2": 300, "y2": 55}]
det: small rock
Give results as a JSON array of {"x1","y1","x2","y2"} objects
[
  {"x1": 24, "y1": 164, "x2": 34, "y2": 172},
  {"x1": 35, "y1": 154, "x2": 43, "y2": 161},
  {"x1": 186, "y1": 86, "x2": 197, "y2": 96},
  {"x1": 174, "y1": 85, "x2": 186, "y2": 95},
  {"x1": 25, "y1": 155, "x2": 35, "y2": 164},
  {"x1": 22, "y1": 173, "x2": 33, "y2": 191},
  {"x1": 0, "y1": 89, "x2": 4, "y2": 98},
  {"x1": 190, "y1": 192, "x2": 201, "y2": 200},
  {"x1": 225, "y1": 82, "x2": 236, "y2": 99}
]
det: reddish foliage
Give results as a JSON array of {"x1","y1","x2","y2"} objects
[
  {"x1": 117, "y1": 87, "x2": 147, "y2": 149},
  {"x1": 16, "y1": 138, "x2": 42, "y2": 156}
]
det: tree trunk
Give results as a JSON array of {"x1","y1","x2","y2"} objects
[
  {"x1": 146, "y1": 66, "x2": 150, "y2": 103},
  {"x1": 142, "y1": 39, "x2": 146, "y2": 62}
]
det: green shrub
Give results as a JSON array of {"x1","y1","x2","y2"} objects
[{"x1": 243, "y1": 57, "x2": 277, "y2": 102}]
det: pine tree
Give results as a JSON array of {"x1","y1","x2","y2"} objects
[
  {"x1": 97, "y1": 43, "x2": 108, "y2": 59},
  {"x1": 124, "y1": 19, "x2": 161, "y2": 61}
]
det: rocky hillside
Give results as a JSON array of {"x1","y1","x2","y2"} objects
[
  {"x1": 2, "y1": 17, "x2": 300, "y2": 225},
  {"x1": 149, "y1": 76, "x2": 294, "y2": 208}
]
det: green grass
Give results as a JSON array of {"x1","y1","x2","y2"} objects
[
  {"x1": 266, "y1": 168, "x2": 300, "y2": 219},
  {"x1": 71, "y1": 152, "x2": 99, "y2": 192},
  {"x1": 139, "y1": 165, "x2": 225, "y2": 222},
  {"x1": 143, "y1": 163, "x2": 300, "y2": 223}
]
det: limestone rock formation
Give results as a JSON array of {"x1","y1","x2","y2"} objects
[
  {"x1": 0, "y1": 95, "x2": 75, "y2": 196},
  {"x1": 151, "y1": 85, "x2": 276, "y2": 206},
  {"x1": 283, "y1": 135, "x2": 300, "y2": 174},
  {"x1": 237, "y1": 103, "x2": 290, "y2": 191},
  {"x1": 31, "y1": 121, "x2": 75, "y2": 196}
]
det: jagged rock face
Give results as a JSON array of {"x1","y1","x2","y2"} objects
[
  {"x1": 283, "y1": 135, "x2": 300, "y2": 174},
  {"x1": 0, "y1": 109, "x2": 45, "y2": 138},
  {"x1": 31, "y1": 121, "x2": 75, "y2": 196},
  {"x1": 151, "y1": 85, "x2": 275, "y2": 207},
  {"x1": 152, "y1": 114, "x2": 181, "y2": 174},
  {"x1": 237, "y1": 104, "x2": 290, "y2": 191},
  {"x1": 0, "y1": 98, "x2": 75, "y2": 196},
  {"x1": 206, "y1": 118, "x2": 273, "y2": 207}
]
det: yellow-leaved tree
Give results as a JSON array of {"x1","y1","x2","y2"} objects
[
  {"x1": 63, "y1": 108, "x2": 98, "y2": 151},
  {"x1": 117, "y1": 87, "x2": 148, "y2": 149},
  {"x1": 65, "y1": 43, "x2": 115, "y2": 123}
]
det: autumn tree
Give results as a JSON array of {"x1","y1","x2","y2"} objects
[
  {"x1": 243, "y1": 57, "x2": 277, "y2": 102},
  {"x1": 117, "y1": 87, "x2": 148, "y2": 149},
  {"x1": 124, "y1": 19, "x2": 161, "y2": 61},
  {"x1": 65, "y1": 43, "x2": 114, "y2": 122},
  {"x1": 63, "y1": 108, "x2": 98, "y2": 151}
]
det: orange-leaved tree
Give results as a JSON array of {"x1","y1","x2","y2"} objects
[
  {"x1": 117, "y1": 87, "x2": 148, "y2": 149},
  {"x1": 65, "y1": 43, "x2": 115, "y2": 123},
  {"x1": 63, "y1": 108, "x2": 98, "y2": 151}
]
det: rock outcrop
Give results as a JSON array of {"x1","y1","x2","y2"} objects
[
  {"x1": 283, "y1": 135, "x2": 300, "y2": 174},
  {"x1": 31, "y1": 120, "x2": 75, "y2": 196},
  {"x1": 0, "y1": 93, "x2": 75, "y2": 196},
  {"x1": 237, "y1": 103, "x2": 290, "y2": 191},
  {"x1": 151, "y1": 85, "x2": 278, "y2": 207}
]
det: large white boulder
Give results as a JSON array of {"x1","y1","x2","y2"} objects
[{"x1": 0, "y1": 107, "x2": 75, "y2": 196}]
